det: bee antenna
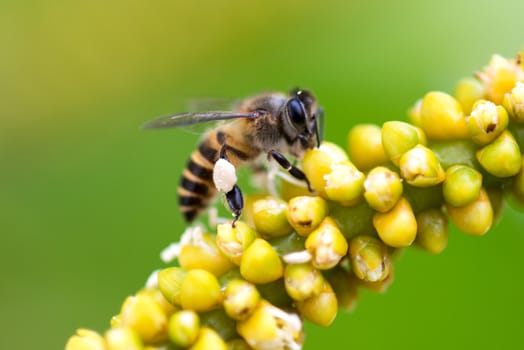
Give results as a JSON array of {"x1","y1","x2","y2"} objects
[
  {"x1": 314, "y1": 119, "x2": 321, "y2": 147},
  {"x1": 313, "y1": 107, "x2": 325, "y2": 147}
]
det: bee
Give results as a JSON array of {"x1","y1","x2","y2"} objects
[{"x1": 143, "y1": 88, "x2": 324, "y2": 226}]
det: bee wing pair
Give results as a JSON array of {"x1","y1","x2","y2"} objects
[
  {"x1": 142, "y1": 111, "x2": 261, "y2": 129},
  {"x1": 143, "y1": 108, "x2": 325, "y2": 147}
]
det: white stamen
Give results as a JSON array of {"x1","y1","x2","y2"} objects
[
  {"x1": 145, "y1": 269, "x2": 160, "y2": 289},
  {"x1": 283, "y1": 250, "x2": 312, "y2": 264},
  {"x1": 160, "y1": 225, "x2": 205, "y2": 263},
  {"x1": 160, "y1": 242, "x2": 181, "y2": 263},
  {"x1": 207, "y1": 206, "x2": 230, "y2": 226},
  {"x1": 470, "y1": 100, "x2": 499, "y2": 125},
  {"x1": 247, "y1": 304, "x2": 303, "y2": 350},
  {"x1": 269, "y1": 306, "x2": 303, "y2": 350},
  {"x1": 208, "y1": 207, "x2": 218, "y2": 227},
  {"x1": 354, "y1": 255, "x2": 385, "y2": 282}
]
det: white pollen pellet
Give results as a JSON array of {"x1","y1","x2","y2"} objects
[{"x1": 213, "y1": 158, "x2": 237, "y2": 193}]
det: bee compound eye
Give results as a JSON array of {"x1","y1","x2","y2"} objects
[{"x1": 287, "y1": 98, "x2": 306, "y2": 124}]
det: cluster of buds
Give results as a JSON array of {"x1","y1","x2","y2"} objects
[{"x1": 66, "y1": 52, "x2": 524, "y2": 350}]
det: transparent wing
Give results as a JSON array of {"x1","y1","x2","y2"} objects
[
  {"x1": 186, "y1": 97, "x2": 240, "y2": 112},
  {"x1": 141, "y1": 111, "x2": 259, "y2": 129}
]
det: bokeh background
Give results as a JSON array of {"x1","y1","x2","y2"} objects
[{"x1": 2, "y1": 1, "x2": 524, "y2": 349}]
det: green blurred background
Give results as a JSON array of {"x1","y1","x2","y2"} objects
[{"x1": 1, "y1": 0, "x2": 524, "y2": 349}]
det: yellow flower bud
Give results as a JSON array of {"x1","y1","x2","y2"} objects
[
  {"x1": 446, "y1": 189, "x2": 493, "y2": 235},
  {"x1": 284, "y1": 263, "x2": 324, "y2": 301},
  {"x1": 454, "y1": 77, "x2": 486, "y2": 114},
  {"x1": 476, "y1": 130, "x2": 521, "y2": 178},
  {"x1": 503, "y1": 82, "x2": 524, "y2": 122},
  {"x1": 252, "y1": 197, "x2": 293, "y2": 238},
  {"x1": 373, "y1": 197, "x2": 417, "y2": 247},
  {"x1": 349, "y1": 235, "x2": 391, "y2": 282},
  {"x1": 223, "y1": 279, "x2": 261, "y2": 320},
  {"x1": 442, "y1": 165, "x2": 482, "y2": 207},
  {"x1": 466, "y1": 100, "x2": 508, "y2": 145},
  {"x1": 296, "y1": 281, "x2": 338, "y2": 327},
  {"x1": 168, "y1": 310, "x2": 200, "y2": 347},
  {"x1": 120, "y1": 293, "x2": 168, "y2": 344},
  {"x1": 179, "y1": 232, "x2": 235, "y2": 277},
  {"x1": 323, "y1": 160, "x2": 365, "y2": 206},
  {"x1": 420, "y1": 91, "x2": 469, "y2": 140},
  {"x1": 216, "y1": 221, "x2": 258, "y2": 265},
  {"x1": 364, "y1": 166, "x2": 403, "y2": 212},
  {"x1": 105, "y1": 327, "x2": 142, "y2": 350},
  {"x1": 286, "y1": 196, "x2": 328, "y2": 237},
  {"x1": 382, "y1": 121, "x2": 423, "y2": 166},
  {"x1": 347, "y1": 124, "x2": 389, "y2": 171},
  {"x1": 477, "y1": 54, "x2": 524, "y2": 104},
  {"x1": 237, "y1": 300, "x2": 303, "y2": 350},
  {"x1": 240, "y1": 238, "x2": 283, "y2": 284},
  {"x1": 302, "y1": 142, "x2": 349, "y2": 198},
  {"x1": 189, "y1": 328, "x2": 227, "y2": 350},
  {"x1": 415, "y1": 208, "x2": 449, "y2": 254},
  {"x1": 65, "y1": 329, "x2": 106, "y2": 350},
  {"x1": 305, "y1": 217, "x2": 348, "y2": 269},
  {"x1": 179, "y1": 269, "x2": 222, "y2": 312},
  {"x1": 399, "y1": 145, "x2": 445, "y2": 187}
]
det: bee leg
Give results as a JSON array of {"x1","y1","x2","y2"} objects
[
  {"x1": 226, "y1": 184, "x2": 243, "y2": 227},
  {"x1": 268, "y1": 150, "x2": 313, "y2": 192},
  {"x1": 219, "y1": 142, "x2": 229, "y2": 160},
  {"x1": 215, "y1": 144, "x2": 238, "y2": 191},
  {"x1": 217, "y1": 141, "x2": 243, "y2": 226}
]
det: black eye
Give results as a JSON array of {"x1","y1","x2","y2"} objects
[{"x1": 287, "y1": 98, "x2": 305, "y2": 124}]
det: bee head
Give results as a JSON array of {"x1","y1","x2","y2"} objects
[{"x1": 283, "y1": 89, "x2": 321, "y2": 150}]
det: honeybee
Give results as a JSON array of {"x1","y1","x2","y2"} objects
[{"x1": 143, "y1": 88, "x2": 323, "y2": 226}]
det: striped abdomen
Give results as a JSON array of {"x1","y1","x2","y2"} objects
[
  {"x1": 178, "y1": 138, "x2": 219, "y2": 222},
  {"x1": 178, "y1": 127, "x2": 257, "y2": 222}
]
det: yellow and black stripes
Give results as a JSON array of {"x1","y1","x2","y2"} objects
[
  {"x1": 178, "y1": 139, "x2": 218, "y2": 222},
  {"x1": 180, "y1": 177, "x2": 209, "y2": 196},
  {"x1": 216, "y1": 130, "x2": 251, "y2": 162},
  {"x1": 177, "y1": 127, "x2": 259, "y2": 222}
]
